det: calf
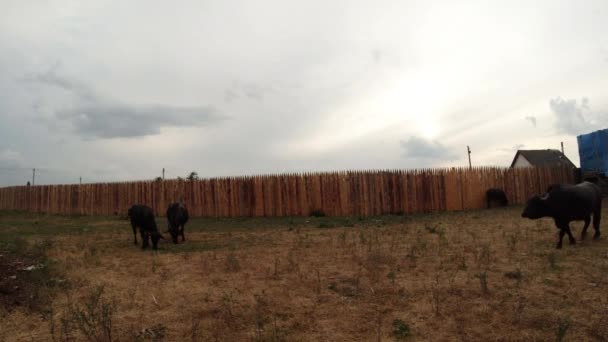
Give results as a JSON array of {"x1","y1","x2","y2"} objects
[
  {"x1": 486, "y1": 188, "x2": 508, "y2": 208},
  {"x1": 521, "y1": 181, "x2": 602, "y2": 249},
  {"x1": 166, "y1": 202, "x2": 189, "y2": 244},
  {"x1": 127, "y1": 204, "x2": 164, "y2": 250}
]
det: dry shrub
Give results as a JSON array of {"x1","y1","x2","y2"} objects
[{"x1": 53, "y1": 285, "x2": 116, "y2": 342}]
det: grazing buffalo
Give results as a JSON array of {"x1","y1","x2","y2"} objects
[
  {"x1": 166, "y1": 202, "x2": 189, "y2": 244},
  {"x1": 127, "y1": 204, "x2": 164, "y2": 250},
  {"x1": 486, "y1": 188, "x2": 508, "y2": 208},
  {"x1": 521, "y1": 181, "x2": 602, "y2": 249}
]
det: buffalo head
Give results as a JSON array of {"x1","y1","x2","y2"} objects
[{"x1": 521, "y1": 193, "x2": 550, "y2": 219}]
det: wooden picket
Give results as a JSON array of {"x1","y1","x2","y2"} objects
[{"x1": 0, "y1": 166, "x2": 575, "y2": 217}]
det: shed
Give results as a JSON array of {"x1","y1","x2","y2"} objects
[{"x1": 509, "y1": 149, "x2": 576, "y2": 168}]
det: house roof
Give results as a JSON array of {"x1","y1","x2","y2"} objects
[{"x1": 509, "y1": 149, "x2": 576, "y2": 168}]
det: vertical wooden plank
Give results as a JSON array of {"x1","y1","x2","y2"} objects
[{"x1": 0, "y1": 165, "x2": 577, "y2": 218}]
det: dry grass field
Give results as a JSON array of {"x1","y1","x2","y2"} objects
[{"x1": 1, "y1": 204, "x2": 608, "y2": 341}]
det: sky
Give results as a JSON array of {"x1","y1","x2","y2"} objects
[{"x1": 1, "y1": 0, "x2": 608, "y2": 186}]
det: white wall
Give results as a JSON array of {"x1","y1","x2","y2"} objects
[{"x1": 512, "y1": 155, "x2": 532, "y2": 168}]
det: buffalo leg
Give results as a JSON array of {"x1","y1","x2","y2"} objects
[
  {"x1": 593, "y1": 206, "x2": 602, "y2": 240},
  {"x1": 141, "y1": 231, "x2": 149, "y2": 249},
  {"x1": 565, "y1": 226, "x2": 576, "y2": 245},
  {"x1": 139, "y1": 230, "x2": 145, "y2": 247},
  {"x1": 181, "y1": 225, "x2": 186, "y2": 242},
  {"x1": 132, "y1": 223, "x2": 138, "y2": 245},
  {"x1": 152, "y1": 234, "x2": 159, "y2": 250},
  {"x1": 581, "y1": 216, "x2": 591, "y2": 240},
  {"x1": 556, "y1": 220, "x2": 575, "y2": 248}
]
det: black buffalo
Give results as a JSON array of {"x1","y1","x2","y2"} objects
[
  {"x1": 166, "y1": 202, "x2": 189, "y2": 244},
  {"x1": 127, "y1": 204, "x2": 164, "y2": 250},
  {"x1": 486, "y1": 188, "x2": 508, "y2": 208},
  {"x1": 521, "y1": 181, "x2": 602, "y2": 249}
]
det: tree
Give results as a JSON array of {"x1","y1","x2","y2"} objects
[
  {"x1": 154, "y1": 176, "x2": 163, "y2": 182},
  {"x1": 187, "y1": 172, "x2": 199, "y2": 181}
]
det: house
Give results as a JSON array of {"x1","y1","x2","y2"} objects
[{"x1": 510, "y1": 149, "x2": 576, "y2": 168}]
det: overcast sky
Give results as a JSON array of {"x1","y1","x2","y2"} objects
[{"x1": 1, "y1": 0, "x2": 607, "y2": 186}]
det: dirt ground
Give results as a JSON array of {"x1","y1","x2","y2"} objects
[
  {"x1": 0, "y1": 252, "x2": 43, "y2": 310},
  {"x1": 1, "y1": 204, "x2": 608, "y2": 341}
]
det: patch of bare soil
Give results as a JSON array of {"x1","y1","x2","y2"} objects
[{"x1": 0, "y1": 252, "x2": 45, "y2": 311}]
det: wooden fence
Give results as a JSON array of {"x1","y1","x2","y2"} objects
[{"x1": 0, "y1": 166, "x2": 574, "y2": 217}]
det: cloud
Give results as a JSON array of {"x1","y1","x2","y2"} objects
[
  {"x1": 0, "y1": 148, "x2": 22, "y2": 167},
  {"x1": 400, "y1": 136, "x2": 457, "y2": 160},
  {"x1": 524, "y1": 116, "x2": 537, "y2": 127},
  {"x1": 31, "y1": 68, "x2": 97, "y2": 101},
  {"x1": 372, "y1": 49, "x2": 383, "y2": 63},
  {"x1": 549, "y1": 97, "x2": 606, "y2": 135},
  {"x1": 56, "y1": 104, "x2": 224, "y2": 138},
  {"x1": 498, "y1": 144, "x2": 525, "y2": 152},
  {"x1": 224, "y1": 88, "x2": 240, "y2": 103},
  {"x1": 32, "y1": 70, "x2": 227, "y2": 138},
  {"x1": 224, "y1": 81, "x2": 273, "y2": 103},
  {"x1": 0, "y1": 149, "x2": 28, "y2": 186},
  {"x1": 242, "y1": 84, "x2": 271, "y2": 101},
  {"x1": 2, "y1": 1, "x2": 608, "y2": 186}
]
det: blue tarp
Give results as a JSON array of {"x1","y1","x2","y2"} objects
[{"x1": 577, "y1": 128, "x2": 608, "y2": 175}]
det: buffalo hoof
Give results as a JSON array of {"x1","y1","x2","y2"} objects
[
  {"x1": 555, "y1": 244, "x2": 562, "y2": 249},
  {"x1": 569, "y1": 238, "x2": 576, "y2": 245},
  {"x1": 594, "y1": 234, "x2": 601, "y2": 240}
]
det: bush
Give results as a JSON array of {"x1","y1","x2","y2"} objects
[
  {"x1": 392, "y1": 319, "x2": 411, "y2": 340},
  {"x1": 56, "y1": 285, "x2": 116, "y2": 342}
]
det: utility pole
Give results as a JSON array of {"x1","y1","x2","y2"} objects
[
  {"x1": 467, "y1": 146, "x2": 472, "y2": 169},
  {"x1": 32, "y1": 168, "x2": 36, "y2": 185},
  {"x1": 162, "y1": 168, "x2": 165, "y2": 180},
  {"x1": 80, "y1": 177, "x2": 82, "y2": 185},
  {"x1": 561, "y1": 141, "x2": 564, "y2": 154}
]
